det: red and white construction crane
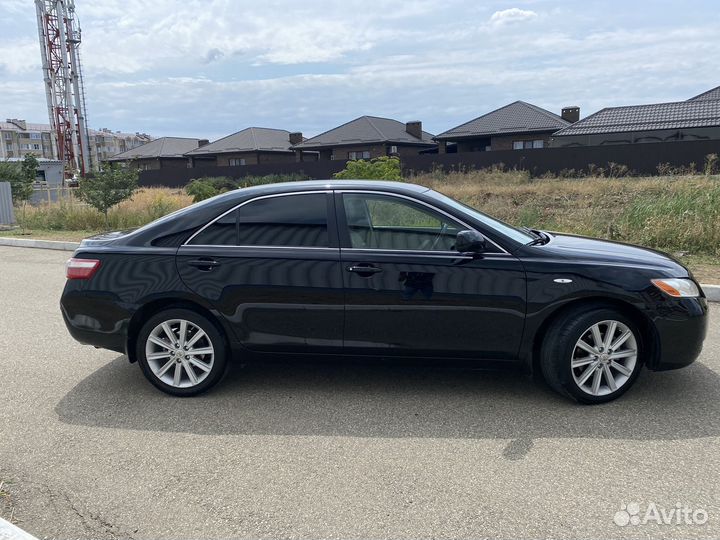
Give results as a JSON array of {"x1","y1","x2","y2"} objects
[{"x1": 35, "y1": 0, "x2": 91, "y2": 176}]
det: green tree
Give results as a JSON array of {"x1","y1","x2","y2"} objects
[
  {"x1": 77, "y1": 163, "x2": 138, "y2": 228},
  {"x1": 333, "y1": 156, "x2": 402, "y2": 181}
]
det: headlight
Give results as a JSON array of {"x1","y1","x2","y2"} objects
[{"x1": 651, "y1": 278, "x2": 700, "y2": 298}]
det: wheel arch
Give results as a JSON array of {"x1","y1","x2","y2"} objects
[
  {"x1": 529, "y1": 296, "x2": 660, "y2": 377},
  {"x1": 126, "y1": 298, "x2": 233, "y2": 364}
]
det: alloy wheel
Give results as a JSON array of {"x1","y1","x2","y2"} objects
[
  {"x1": 145, "y1": 319, "x2": 215, "y2": 388},
  {"x1": 571, "y1": 320, "x2": 638, "y2": 396}
]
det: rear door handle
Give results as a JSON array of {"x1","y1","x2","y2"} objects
[
  {"x1": 187, "y1": 258, "x2": 220, "y2": 271},
  {"x1": 347, "y1": 264, "x2": 383, "y2": 275}
]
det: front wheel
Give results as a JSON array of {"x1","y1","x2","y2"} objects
[
  {"x1": 136, "y1": 308, "x2": 228, "y2": 396},
  {"x1": 541, "y1": 307, "x2": 644, "y2": 404}
]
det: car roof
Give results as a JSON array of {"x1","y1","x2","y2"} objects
[{"x1": 231, "y1": 179, "x2": 431, "y2": 196}]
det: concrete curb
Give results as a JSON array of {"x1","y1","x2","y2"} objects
[
  {"x1": 0, "y1": 517, "x2": 40, "y2": 540},
  {"x1": 0, "y1": 237, "x2": 79, "y2": 251},
  {"x1": 0, "y1": 236, "x2": 719, "y2": 302},
  {"x1": 703, "y1": 284, "x2": 720, "y2": 303}
]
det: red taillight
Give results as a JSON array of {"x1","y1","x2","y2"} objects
[{"x1": 66, "y1": 258, "x2": 101, "y2": 280}]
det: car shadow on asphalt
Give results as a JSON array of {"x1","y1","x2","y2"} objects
[{"x1": 54, "y1": 355, "x2": 720, "y2": 460}]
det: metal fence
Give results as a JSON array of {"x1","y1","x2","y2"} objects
[
  {"x1": 29, "y1": 183, "x2": 78, "y2": 205},
  {"x1": 138, "y1": 138, "x2": 720, "y2": 187},
  {"x1": 0, "y1": 182, "x2": 15, "y2": 225}
]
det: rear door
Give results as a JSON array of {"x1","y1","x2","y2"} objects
[
  {"x1": 337, "y1": 191, "x2": 526, "y2": 360},
  {"x1": 177, "y1": 191, "x2": 344, "y2": 353}
]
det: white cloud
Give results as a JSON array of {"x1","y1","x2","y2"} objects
[
  {"x1": 489, "y1": 8, "x2": 538, "y2": 26},
  {"x1": 2, "y1": 0, "x2": 719, "y2": 140}
]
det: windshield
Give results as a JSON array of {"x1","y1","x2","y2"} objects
[{"x1": 430, "y1": 190, "x2": 536, "y2": 245}]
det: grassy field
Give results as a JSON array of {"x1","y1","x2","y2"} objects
[{"x1": 3, "y1": 170, "x2": 720, "y2": 282}]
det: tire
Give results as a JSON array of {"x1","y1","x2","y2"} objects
[
  {"x1": 136, "y1": 308, "x2": 228, "y2": 396},
  {"x1": 540, "y1": 305, "x2": 644, "y2": 404}
]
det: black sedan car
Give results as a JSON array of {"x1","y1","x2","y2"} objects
[{"x1": 61, "y1": 180, "x2": 708, "y2": 403}]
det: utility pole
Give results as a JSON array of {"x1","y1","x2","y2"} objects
[{"x1": 35, "y1": 0, "x2": 91, "y2": 177}]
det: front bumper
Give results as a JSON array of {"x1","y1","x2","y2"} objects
[{"x1": 647, "y1": 296, "x2": 708, "y2": 371}]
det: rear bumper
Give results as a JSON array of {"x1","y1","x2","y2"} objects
[
  {"x1": 648, "y1": 296, "x2": 708, "y2": 371},
  {"x1": 60, "y1": 291, "x2": 130, "y2": 355}
]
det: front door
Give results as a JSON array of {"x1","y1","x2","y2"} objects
[
  {"x1": 177, "y1": 191, "x2": 344, "y2": 353},
  {"x1": 337, "y1": 192, "x2": 526, "y2": 360}
]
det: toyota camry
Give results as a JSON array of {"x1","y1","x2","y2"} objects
[{"x1": 60, "y1": 180, "x2": 708, "y2": 403}]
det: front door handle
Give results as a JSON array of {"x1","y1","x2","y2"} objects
[
  {"x1": 347, "y1": 264, "x2": 383, "y2": 276},
  {"x1": 187, "y1": 258, "x2": 220, "y2": 271}
]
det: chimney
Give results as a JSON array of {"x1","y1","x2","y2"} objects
[
  {"x1": 197, "y1": 139, "x2": 210, "y2": 147},
  {"x1": 561, "y1": 106, "x2": 580, "y2": 124},
  {"x1": 405, "y1": 121, "x2": 422, "y2": 140},
  {"x1": 289, "y1": 132, "x2": 303, "y2": 146}
]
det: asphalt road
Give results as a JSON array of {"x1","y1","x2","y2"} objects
[{"x1": 1, "y1": 245, "x2": 719, "y2": 539}]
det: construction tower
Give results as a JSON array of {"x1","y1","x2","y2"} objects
[{"x1": 35, "y1": 0, "x2": 90, "y2": 176}]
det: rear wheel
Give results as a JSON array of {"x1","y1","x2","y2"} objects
[
  {"x1": 541, "y1": 306, "x2": 643, "y2": 404},
  {"x1": 136, "y1": 308, "x2": 228, "y2": 396}
]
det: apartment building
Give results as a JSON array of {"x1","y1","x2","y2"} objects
[{"x1": 0, "y1": 118, "x2": 152, "y2": 170}]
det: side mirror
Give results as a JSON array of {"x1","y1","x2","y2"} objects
[{"x1": 455, "y1": 230, "x2": 487, "y2": 253}]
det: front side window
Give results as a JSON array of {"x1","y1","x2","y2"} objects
[
  {"x1": 512, "y1": 141, "x2": 523, "y2": 150},
  {"x1": 343, "y1": 193, "x2": 462, "y2": 251},
  {"x1": 191, "y1": 193, "x2": 329, "y2": 247}
]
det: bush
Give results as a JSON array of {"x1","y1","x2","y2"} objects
[
  {"x1": 334, "y1": 156, "x2": 402, "y2": 180},
  {"x1": 185, "y1": 173, "x2": 310, "y2": 202},
  {"x1": 186, "y1": 177, "x2": 235, "y2": 202}
]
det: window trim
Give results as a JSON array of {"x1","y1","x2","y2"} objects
[
  {"x1": 335, "y1": 190, "x2": 509, "y2": 255},
  {"x1": 183, "y1": 190, "x2": 336, "y2": 248}
]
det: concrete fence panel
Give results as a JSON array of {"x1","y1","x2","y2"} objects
[{"x1": 0, "y1": 182, "x2": 15, "y2": 225}]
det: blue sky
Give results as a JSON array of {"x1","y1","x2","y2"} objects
[{"x1": 1, "y1": 0, "x2": 719, "y2": 140}]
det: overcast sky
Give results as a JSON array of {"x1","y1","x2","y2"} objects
[{"x1": 1, "y1": 0, "x2": 719, "y2": 140}]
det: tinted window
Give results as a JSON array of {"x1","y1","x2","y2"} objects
[
  {"x1": 190, "y1": 210, "x2": 237, "y2": 245},
  {"x1": 343, "y1": 194, "x2": 462, "y2": 251},
  {"x1": 429, "y1": 190, "x2": 534, "y2": 245},
  {"x1": 237, "y1": 193, "x2": 329, "y2": 247}
]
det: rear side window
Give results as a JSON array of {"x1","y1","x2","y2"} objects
[
  {"x1": 238, "y1": 193, "x2": 329, "y2": 247},
  {"x1": 190, "y1": 193, "x2": 330, "y2": 247},
  {"x1": 189, "y1": 211, "x2": 237, "y2": 246}
]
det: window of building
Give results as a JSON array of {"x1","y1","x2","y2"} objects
[
  {"x1": 513, "y1": 140, "x2": 544, "y2": 150},
  {"x1": 32, "y1": 144, "x2": 40, "y2": 150},
  {"x1": 229, "y1": 158, "x2": 246, "y2": 166},
  {"x1": 389, "y1": 145, "x2": 398, "y2": 154},
  {"x1": 348, "y1": 151, "x2": 357, "y2": 160},
  {"x1": 3, "y1": 132, "x2": 12, "y2": 140},
  {"x1": 30, "y1": 133, "x2": 41, "y2": 140},
  {"x1": 20, "y1": 144, "x2": 30, "y2": 150}
]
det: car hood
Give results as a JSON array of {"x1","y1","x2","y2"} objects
[{"x1": 530, "y1": 232, "x2": 689, "y2": 273}]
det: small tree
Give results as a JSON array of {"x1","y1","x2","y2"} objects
[
  {"x1": 77, "y1": 163, "x2": 138, "y2": 228},
  {"x1": 333, "y1": 156, "x2": 402, "y2": 180}
]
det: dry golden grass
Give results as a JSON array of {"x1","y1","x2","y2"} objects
[{"x1": 11, "y1": 173, "x2": 720, "y2": 261}]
